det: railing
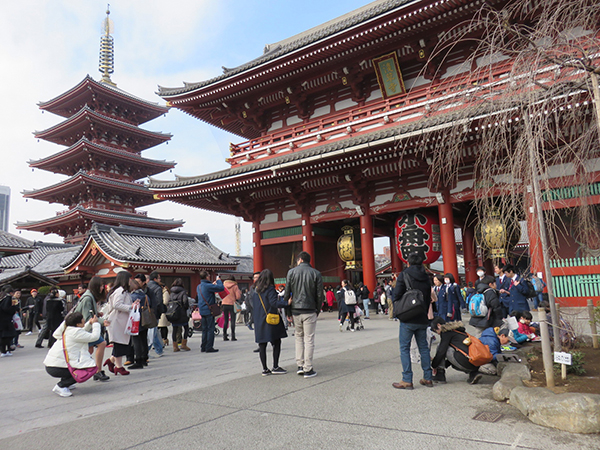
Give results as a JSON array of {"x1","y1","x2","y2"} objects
[
  {"x1": 550, "y1": 257, "x2": 600, "y2": 306},
  {"x1": 553, "y1": 274, "x2": 600, "y2": 299},
  {"x1": 542, "y1": 183, "x2": 600, "y2": 201},
  {"x1": 550, "y1": 257, "x2": 600, "y2": 268}
]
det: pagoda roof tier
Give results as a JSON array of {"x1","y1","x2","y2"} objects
[
  {"x1": 23, "y1": 170, "x2": 156, "y2": 207},
  {"x1": 16, "y1": 206, "x2": 184, "y2": 238},
  {"x1": 34, "y1": 106, "x2": 171, "y2": 152},
  {"x1": 157, "y1": 0, "x2": 483, "y2": 139},
  {"x1": 63, "y1": 223, "x2": 237, "y2": 273},
  {"x1": 38, "y1": 75, "x2": 169, "y2": 125},
  {"x1": 28, "y1": 138, "x2": 175, "y2": 178},
  {"x1": 0, "y1": 231, "x2": 35, "y2": 257}
]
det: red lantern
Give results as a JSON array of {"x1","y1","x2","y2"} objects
[{"x1": 395, "y1": 211, "x2": 441, "y2": 265}]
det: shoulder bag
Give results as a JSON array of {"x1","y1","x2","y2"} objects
[
  {"x1": 450, "y1": 330, "x2": 493, "y2": 366},
  {"x1": 393, "y1": 272, "x2": 427, "y2": 321},
  {"x1": 62, "y1": 330, "x2": 97, "y2": 383},
  {"x1": 199, "y1": 289, "x2": 222, "y2": 318},
  {"x1": 141, "y1": 296, "x2": 158, "y2": 328},
  {"x1": 259, "y1": 292, "x2": 280, "y2": 325}
]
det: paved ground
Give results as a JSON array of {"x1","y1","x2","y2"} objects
[{"x1": 1, "y1": 313, "x2": 597, "y2": 449}]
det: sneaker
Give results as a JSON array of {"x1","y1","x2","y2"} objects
[
  {"x1": 262, "y1": 369, "x2": 271, "y2": 376},
  {"x1": 25, "y1": 331, "x2": 32, "y2": 336},
  {"x1": 16, "y1": 344, "x2": 24, "y2": 349},
  {"x1": 339, "y1": 323, "x2": 343, "y2": 332},
  {"x1": 154, "y1": 353, "x2": 164, "y2": 358},
  {"x1": 501, "y1": 345, "x2": 517, "y2": 352},
  {"x1": 350, "y1": 328, "x2": 355, "y2": 332},
  {"x1": 1, "y1": 352, "x2": 12, "y2": 357},
  {"x1": 297, "y1": 367, "x2": 304, "y2": 375},
  {"x1": 271, "y1": 367, "x2": 287, "y2": 375},
  {"x1": 93, "y1": 370, "x2": 110, "y2": 381},
  {"x1": 52, "y1": 384, "x2": 72, "y2": 397},
  {"x1": 468, "y1": 372, "x2": 483, "y2": 385},
  {"x1": 303, "y1": 369, "x2": 317, "y2": 378}
]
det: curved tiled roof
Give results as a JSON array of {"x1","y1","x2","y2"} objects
[
  {"x1": 0, "y1": 242, "x2": 77, "y2": 269},
  {"x1": 157, "y1": 0, "x2": 413, "y2": 97},
  {"x1": 0, "y1": 231, "x2": 34, "y2": 250}
]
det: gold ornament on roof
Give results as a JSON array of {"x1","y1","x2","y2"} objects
[{"x1": 99, "y1": 6, "x2": 116, "y2": 86}]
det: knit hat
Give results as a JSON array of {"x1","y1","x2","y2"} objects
[{"x1": 30, "y1": 289, "x2": 38, "y2": 294}]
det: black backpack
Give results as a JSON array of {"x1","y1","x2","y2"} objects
[
  {"x1": 393, "y1": 272, "x2": 428, "y2": 321},
  {"x1": 521, "y1": 279, "x2": 537, "y2": 299}
]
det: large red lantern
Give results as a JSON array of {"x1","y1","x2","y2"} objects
[{"x1": 395, "y1": 211, "x2": 441, "y2": 265}]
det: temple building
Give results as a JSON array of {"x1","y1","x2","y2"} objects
[{"x1": 150, "y1": 0, "x2": 596, "y2": 307}]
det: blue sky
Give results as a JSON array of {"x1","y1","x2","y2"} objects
[{"x1": 1, "y1": 0, "x2": 387, "y2": 256}]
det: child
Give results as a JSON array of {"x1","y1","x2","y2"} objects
[{"x1": 517, "y1": 311, "x2": 540, "y2": 341}]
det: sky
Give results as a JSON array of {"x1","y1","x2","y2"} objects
[{"x1": 1, "y1": 0, "x2": 387, "y2": 257}]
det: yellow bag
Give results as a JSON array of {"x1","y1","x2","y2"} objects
[{"x1": 259, "y1": 293, "x2": 280, "y2": 326}]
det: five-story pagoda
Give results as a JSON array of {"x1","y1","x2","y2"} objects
[{"x1": 18, "y1": 9, "x2": 183, "y2": 244}]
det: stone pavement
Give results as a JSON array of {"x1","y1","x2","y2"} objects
[{"x1": 0, "y1": 313, "x2": 597, "y2": 449}]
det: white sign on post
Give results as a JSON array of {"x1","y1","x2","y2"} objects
[{"x1": 554, "y1": 352, "x2": 572, "y2": 365}]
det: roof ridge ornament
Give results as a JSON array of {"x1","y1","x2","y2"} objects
[{"x1": 99, "y1": 5, "x2": 116, "y2": 86}]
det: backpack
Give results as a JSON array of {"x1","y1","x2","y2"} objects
[
  {"x1": 393, "y1": 272, "x2": 428, "y2": 321},
  {"x1": 521, "y1": 279, "x2": 537, "y2": 299},
  {"x1": 165, "y1": 301, "x2": 186, "y2": 323},
  {"x1": 468, "y1": 293, "x2": 488, "y2": 318},
  {"x1": 451, "y1": 331, "x2": 493, "y2": 366},
  {"x1": 344, "y1": 288, "x2": 357, "y2": 305}
]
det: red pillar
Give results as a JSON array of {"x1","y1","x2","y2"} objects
[
  {"x1": 462, "y1": 225, "x2": 478, "y2": 285},
  {"x1": 302, "y1": 212, "x2": 315, "y2": 264},
  {"x1": 252, "y1": 220, "x2": 263, "y2": 273},
  {"x1": 437, "y1": 191, "x2": 459, "y2": 281},
  {"x1": 526, "y1": 191, "x2": 545, "y2": 276},
  {"x1": 360, "y1": 212, "x2": 377, "y2": 293},
  {"x1": 337, "y1": 259, "x2": 346, "y2": 284},
  {"x1": 389, "y1": 233, "x2": 403, "y2": 273}
]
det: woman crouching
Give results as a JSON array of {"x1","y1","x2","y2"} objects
[{"x1": 43, "y1": 312, "x2": 100, "y2": 397}]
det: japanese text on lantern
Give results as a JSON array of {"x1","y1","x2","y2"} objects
[{"x1": 395, "y1": 211, "x2": 442, "y2": 265}]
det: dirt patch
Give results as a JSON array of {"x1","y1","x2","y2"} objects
[{"x1": 524, "y1": 344, "x2": 600, "y2": 395}]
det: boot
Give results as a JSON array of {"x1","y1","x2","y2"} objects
[
  {"x1": 173, "y1": 342, "x2": 180, "y2": 352},
  {"x1": 231, "y1": 331, "x2": 237, "y2": 341},
  {"x1": 223, "y1": 333, "x2": 229, "y2": 341},
  {"x1": 180, "y1": 339, "x2": 191, "y2": 351},
  {"x1": 432, "y1": 368, "x2": 447, "y2": 384},
  {"x1": 163, "y1": 338, "x2": 169, "y2": 346}
]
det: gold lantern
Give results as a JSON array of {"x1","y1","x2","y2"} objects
[
  {"x1": 337, "y1": 225, "x2": 362, "y2": 270},
  {"x1": 475, "y1": 210, "x2": 521, "y2": 259}
]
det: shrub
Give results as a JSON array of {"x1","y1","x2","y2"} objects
[{"x1": 553, "y1": 350, "x2": 586, "y2": 376}]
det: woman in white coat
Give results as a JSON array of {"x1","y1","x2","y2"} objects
[
  {"x1": 43, "y1": 312, "x2": 100, "y2": 397},
  {"x1": 103, "y1": 271, "x2": 140, "y2": 376}
]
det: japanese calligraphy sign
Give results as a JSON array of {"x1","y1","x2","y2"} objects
[
  {"x1": 373, "y1": 52, "x2": 406, "y2": 99},
  {"x1": 395, "y1": 211, "x2": 441, "y2": 265}
]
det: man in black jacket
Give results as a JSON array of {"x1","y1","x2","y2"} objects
[
  {"x1": 283, "y1": 251, "x2": 323, "y2": 378},
  {"x1": 147, "y1": 272, "x2": 164, "y2": 357},
  {"x1": 391, "y1": 253, "x2": 433, "y2": 390}
]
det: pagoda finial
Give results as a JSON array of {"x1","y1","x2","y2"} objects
[{"x1": 99, "y1": 5, "x2": 116, "y2": 86}]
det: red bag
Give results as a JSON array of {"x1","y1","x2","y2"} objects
[
  {"x1": 62, "y1": 331, "x2": 98, "y2": 383},
  {"x1": 217, "y1": 287, "x2": 230, "y2": 300}
]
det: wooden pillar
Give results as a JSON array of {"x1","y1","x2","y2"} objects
[
  {"x1": 302, "y1": 212, "x2": 315, "y2": 263},
  {"x1": 462, "y1": 225, "x2": 478, "y2": 285},
  {"x1": 526, "y1": 191, "x2": 544, "y2": 277},
  {"x1": 437, "y1": 190, "x2": 459, "y2": 281},
  {"x1": 337, "y1": 259, "x2": 346, "y2": 284},
  {"x1": 389, "y1": 233, "x2": 403, "y2": 273},
  {"x1": 252, "y1": 220, "x2": 263, "y2": 273},
  {"x1": 360, "y1": 212, "x2": 377, "y2": 293}
]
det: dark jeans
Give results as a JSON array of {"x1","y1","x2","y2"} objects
[
  {"x1": 1, "y1": 337, "x2": 12, "y2": 353},
  {"x1": 46, "y1": 366, "x2": 75, "y2": 388},
  {"x1": 35, "y1": 322, "x2": 49, "y2": 347},
  {"x1": 222, "y1": 304, "x2": 236, "y2": 337},
  {"x1": 399, "y1": 322, "x2": 432, "y2": 383},
  {"x1": 201, "y1": 315, "x2": 216, "y2": 351},
  {"x1": 132, "y1": 328, "x2": 149, "y2": 363},
  {"x1": 258, "y1": 339, "x2": 281, "y2": 370}
]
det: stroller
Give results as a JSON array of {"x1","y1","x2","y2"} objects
[
  {"x1": 187, "y1": 308, "x2": 221, "y2": 338},
  {"x1": 352, "y1": 305, "x2": 365, "y2": 331}
]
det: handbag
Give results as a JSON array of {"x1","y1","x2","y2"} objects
[
  {"x1": 199, "y1": 290, "x2": 222, "y2": 318},
  {"x1": 62, "y1": 330, "x2": 98, "y2": 383},
  {"x1": 191, "y1": 309, "x2": 202, "y2": 321},
  {"x1": 13, "y1": 313, "x2": 23, "y2": 331},
  {"x1": 234, "y1": 302, "x2": 242, "y2": 314},
  {"x1": 141, "y1": 296, "x2": 158, "y2": 329},
  {"x1": 259, "y1": 293, "x2": 280, "y2": 325},
  {"x1": 450, "y1": 331, "x2": 493, "y2": 366},
  {"x1": 126, "y1": 304, "x2": 140, "y2": 336}
]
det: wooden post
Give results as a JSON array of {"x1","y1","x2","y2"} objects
[
  {"x1": 589, "y1": 299, "x2": 599, "y2": 349},
  {"x1": 537, "y1": 308, "x2": 554, "y2": 387},
  {"x1": 252, "y1": 220, "x2": 263, "y2": 273},
  {"x1": 302, "y1": 212, "x2": 315, "y2": 264},
  {"x1": 462, "y1": 225, "x2": 478, "y2": 285},
  {"x1": 437, "y1": 191, "x2": 459, "y2": 282},
  {"x1": 360, "y1": 212, "x2": 376, "y2": 294}
]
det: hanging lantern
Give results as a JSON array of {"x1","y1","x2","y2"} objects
[
  {"x1": 337, "y1": 225, "x2": 362, "y2": 270},
  {"x1": 395, "y1": 211, "x2": 441, "y2": 264},
  {"x1": 476, "y1": 210, "x2": 520, "y2": 258}
]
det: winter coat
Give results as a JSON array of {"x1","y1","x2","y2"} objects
[
  {"x1": 358, "y1": 285, "x2": 370, "y2": 300},
  {"x1": 441, "y1": 283, "x2": 462, "y2": 321},
  {"x1": 339, "y1": 287, "x2": 357, "y2": 314},
  {"x1": 431, "y1": 321, "x2": 477, "y2": 372},
  {"x1": 326, "y1": 290, "x2": 336, "y2": 307},
  {"x1": 479, "y1": 327, "x2": 502, "y2": 361},
  {"x1": 45, "y1": 295, "x2": 65, "y2": 334},
  {"x1": 392, "y1": 264, "x2": 432, "y2": 325},
  {"x1": 283, "y1": 262, "x2": 324, "y2": 315},
  {"x1": 197, "y1": 279, "x2": 224, "y2": 316},
  {"x1": 507, "y1": 276, "x2": 530, "y2": 313},
  {"x1": 497, "y1": 275, "x2": 510, "y2": 308},
  {"x1": 169, "y1": 285, "x2": 189, "y2": 326},
  {"x1": 158, "y1": 288, "x2": 170, "y2": 327},
  {"x1": 518, "y1": 321, "x2": 536, "y2": 337},
  {"x1": 0, "y1": 294, "x2": 18, "y2": 339},
  {"x1": 469, "y1": 285, "x2": 503, "y2": 329},
  {"x1": 43, "y1": 322, "x2": 101, "y2": 369},
  {"x1": 74, "y1": 291, "x2": 105, "y2": 325},
  {"x1": 252, "y1": 285, "x2": 288, "y2": 344},
  {"x1": 147, "y1": 280, "x2": 163, "y2": 317},
  {"x1": 221, "y1": 280, "x2": 241, "y2": 306},
  {"x1": 106, "y1": 287, "x2": 133, "y2": 345}
]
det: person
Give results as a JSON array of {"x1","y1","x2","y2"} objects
[
  {"x1": 465, "y1": 281, "x2": 476, "y2": 304},
  {"x1": 170, "y1": 278, "x2": 191, "y2": 352},
  {"x1": 391, "y1": 252, "x2": 433, "y2": 390},
  {"x1": 197, "y1": 270, "x2": 224, "y2": 353},
  {"x1": 283, "y1": 251, "x2": 323, "y2": 378},
  {"x1": 338, "y1": 280, "x2": 357, "y2": 332},
  {"x1": 468, "y1": 275, "x2": 503, "y2": 337},
  {"x1": 325, "y1": 286, "x2": 336, "y2": 313},
  {"x1": 11, "y1": 289, "x2": 23, "y2": 349},
  {"x1": 246, "y1": 272, "x2": 260, "y2": 331},
  {"x1": 128, "y1": 275, "x2": 149, "y2": 369},
  {"x1": 43, "y1": 312, "x2": 101, "y2": 397},
  {"x1": 479, "y1": 327, "x2": 511, "y2": 372},
  {"x1": 431, "y1": 274, "x2": 443, "y2": 318},
  {"x1": 146, "y1": 271, "x2": 164, "y2": 357},
  {"x1": 475, "y1": 266, "x2": 487, "y2": 288},
  {"x1": 517, "y1": 310, "x2": 539, "y2": 341},
  {"x1": 430, "y1": 317, "x2": 482, "y2": 385},
  {"x1": 358, "y1": 282, "x2": 370, "y2": 319},
  {"x1": 442, "y1": 273, "x2": 462, "y2": 321},
  {"x1": 46, "y1": 289, "x2": 66, "y2": 348},
  {"x1": 104, "y1": 271, "x2": 140, "y2": 376},
  {"x1": 221, "y1": 275, "x2": 241, "y2": 341},
  {"x1": 29, "y1": 289, "x2": 43, "y2": 334},
  {"x1": 158, "y1": 282, "x2": 170, "y2": 347},
  {"x1": 277, "y1": 285, "x2": 289, "y2": 329},
  {"x1": 73, "y1": 276, "x2": 111, "y2": 381},
  {"x1": 252, "y1": 269, "x2": 289, "y2": 376},
  {"x1": 0, "y1": 285, "x2": 19, "y2": 357},
  {"x1": 35, "y1": 287, "x2": 59, "y2": 348},
  {"x1": 530, "y1": 273, "x2": 546, "y2": 309},
  {"x1": 24, "y1": 289, "x2": 38, "y2": 335},
  {"x1": 384, "y1": 279, "x2": 393, "y2": 317},
  {"x1": 495, "y1": 264, "x2": 510, "y2": 317},
  {"x1": 501, "y1": 265, "x2": 530, "y2": 313}
]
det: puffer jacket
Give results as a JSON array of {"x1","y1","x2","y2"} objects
[
  {"x1": 479, "y1": 327, "x2": 502, "y2": 361},
  {"x1": 221, "y1": 280, "x2": 241, "y2": 306},
  {"x1": 283, "y1": 262, "x2": 324, "y2": 315},
  {"x1": 431, "y1": 321, "x2": 477, "y2": 371},
  {"x1": 43, "y1": 321, "x2": 101, "y2": 369}
]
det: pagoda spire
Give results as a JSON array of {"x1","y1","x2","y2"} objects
[{"x1": 99, "y1": 6, "x2": 116, "y2": 86}]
